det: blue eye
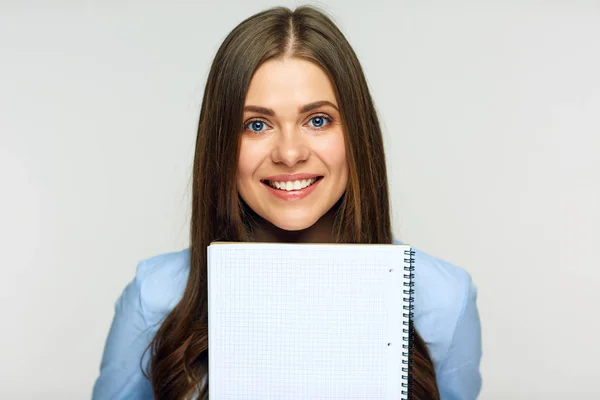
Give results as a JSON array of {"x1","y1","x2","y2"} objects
[
  {"x1": 245, "y1": 120, "x2": 268, "y2": 133},
  {"x1": 308, "y1": 115, "x2": 331, "y2": 129}
]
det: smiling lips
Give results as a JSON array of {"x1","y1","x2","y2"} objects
[{"x1": 261, "y1": 173, "x2": 324, "y2": 200}]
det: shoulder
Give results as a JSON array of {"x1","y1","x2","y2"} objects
[
  {"x1": 412, "y1": 246, "x2": 477, "y2": 363},
  {"x1": 93, "y1": 248, "x2": 192, "y2": 399},
  {"x1": 410, "y1": 245, "x2": 483, "y2": 397},
  {"x1": 134, "y1": 247, "x2": 191, "y2": 326},
  {"x1": 393, "y1": 239, "x2": 479, "y2": 368}
]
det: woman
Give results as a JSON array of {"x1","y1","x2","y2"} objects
[{"x1": 93, "y1": 6, "x2": 481, "y2": 400}]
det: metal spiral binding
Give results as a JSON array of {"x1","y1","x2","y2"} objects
[{"x1": 401, "y1": 249, "x2": 415, "y2": 399}]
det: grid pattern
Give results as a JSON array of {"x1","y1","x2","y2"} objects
[{"x1": 208, "y1": 243, "x2": 409, "y2": 400}]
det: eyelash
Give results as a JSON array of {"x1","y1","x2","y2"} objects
[{"x1": 243, "y1": 114, "x2": 333, "y2": 133}]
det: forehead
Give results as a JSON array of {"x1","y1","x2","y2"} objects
[{"x1": 245, "y1": 58, "x2": 338, "y2": 107}]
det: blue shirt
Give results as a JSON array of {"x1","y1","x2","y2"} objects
[{"x1": 93, "y1": 241, "x2": 482, "y2": 399}]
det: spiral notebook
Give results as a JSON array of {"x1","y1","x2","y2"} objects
[{"x1": 207, "y1": 242, "x2": 414, "y2": 399}]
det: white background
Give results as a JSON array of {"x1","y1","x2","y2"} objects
[{"x1": 1, "y1": 0, "x2": 598, "y2": 399}]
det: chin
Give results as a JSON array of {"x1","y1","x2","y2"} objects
[{"x1": 267, "y1": 212, "x2": 322, "y2": 232}]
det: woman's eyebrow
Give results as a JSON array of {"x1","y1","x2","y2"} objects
[
  {"x1": 243, "y1": 100, "x2": 339, "y2": 116},
  {"x1": 300, "y1": 100, "x2": 339, "y2": 113}
]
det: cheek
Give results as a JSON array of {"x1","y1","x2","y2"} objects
[
  {"x1": 237, "y1": 140, "x2": 266, "y2": 186},
  {"x1": 316, "y1": 132, "x2": 348, "y2": 175},
  {"x1": 236, "y1": 150, "x2": 252, "y2": 182}
]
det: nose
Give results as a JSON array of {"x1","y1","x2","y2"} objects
[{"x1": 270, "y1": 125, "x2": 310, "y2": 167}]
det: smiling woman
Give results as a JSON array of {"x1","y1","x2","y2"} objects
[
  {"x1": 93, "y1": 5, "x2": 481, "y2": 400},
  {"x1": 237, "y1": 59, "x2": 348, "y2": 233}
]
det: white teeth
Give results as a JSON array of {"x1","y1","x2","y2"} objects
[{"x1": 268, "y1": 178, "x2": 318, "y2": 191}]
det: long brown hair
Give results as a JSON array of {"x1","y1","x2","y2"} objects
[{"x1": 146, "y1": 6, "x2": 439, "y2": 399}]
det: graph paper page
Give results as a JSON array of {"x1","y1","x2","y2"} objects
[{"x1": 208, "y1": 242, "x2": 411, "y2": 400}]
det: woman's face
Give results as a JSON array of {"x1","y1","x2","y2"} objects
[{"x1": 237, "y1": 57, "x2": 349, "y2": 232}]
